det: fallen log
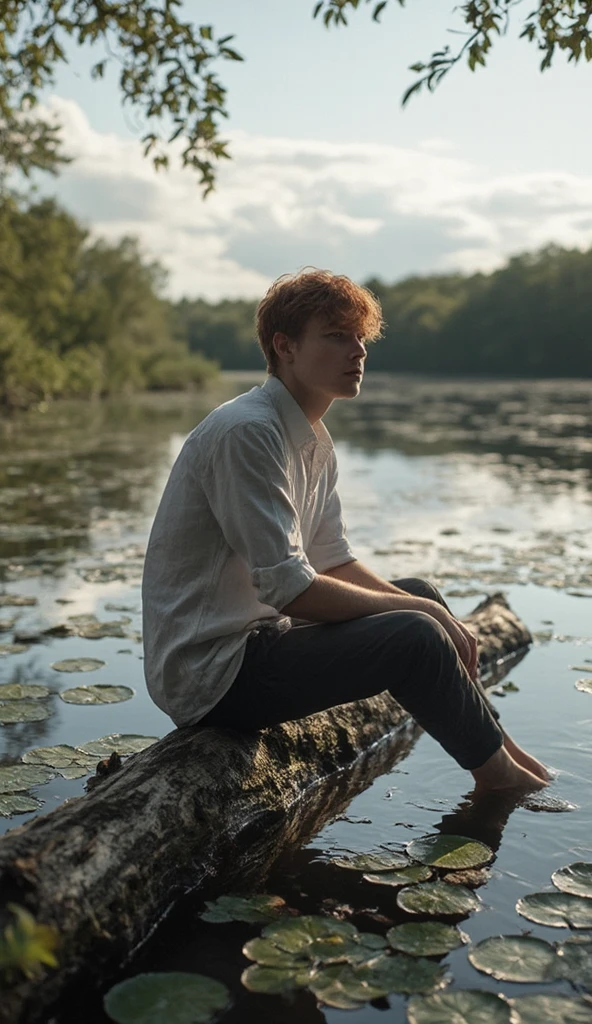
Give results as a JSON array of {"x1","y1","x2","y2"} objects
[{"x1": 0, "y1": 593, "x2": 531, "y2": 1024}]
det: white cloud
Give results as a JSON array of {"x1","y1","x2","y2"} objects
[{"x1": 40, "y1": 96, "x2": 592, "y2": 301}]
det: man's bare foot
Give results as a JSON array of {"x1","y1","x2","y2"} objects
[
  {"x1": 502, "y1": 733, "x2": 551, "y2": 782},
  {"x1": 471, "y1": 745, "x2": 548, "y2": 792}
]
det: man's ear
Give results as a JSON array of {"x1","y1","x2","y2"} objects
[{"x1": 272, "y1": 332, "x2": 295, "y2": 364}]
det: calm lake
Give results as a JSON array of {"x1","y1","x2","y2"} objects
[{"x1": 1, "y1": 373, "x2": 591, "y2": 1022}]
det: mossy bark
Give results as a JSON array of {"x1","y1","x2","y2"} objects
[{"x1": 0, "y1": 593, "x2": 531, "y2": 1023}]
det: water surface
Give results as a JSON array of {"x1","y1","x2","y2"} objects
[{"x1": 1, "y1": 374, "x2": 591, "y2": 1021}]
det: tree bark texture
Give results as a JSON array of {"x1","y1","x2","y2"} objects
[{"x1": 0, "y1": 593, "x2": 531, "y2": 1023}]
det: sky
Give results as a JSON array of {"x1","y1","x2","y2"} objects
[{"x1": 36, "y1": 0, "x2": 592, "y2": 301}]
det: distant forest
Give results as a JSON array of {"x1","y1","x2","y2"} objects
[
  {"x1": 2, "y1": 189, "x2": 591, "y2": 408},
  {"x1": 174, "y1": 243, "x2": 592, "y2": 378}
]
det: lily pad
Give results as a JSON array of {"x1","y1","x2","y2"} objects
[
  {"x1": 517, "y1": 892, "x2": 592, "y2": 929},
  {"x1": 397, "y1": 881, "x2": 481, "y2": 917},
  {"x1": 575, "y1": 679, "x2": 592, "y2": 694},
  {"x1": 364, "y1": 865, "x2": 433, "y2": 887},
  {"x1": 0, "y1": 792, "x2": 43, "y2": 817},
  {"x1": 22, "y1": 744, "x2": 98, "y2": 770},
  {"x1": 0, "y1": 764, "x2": 54, "y2": 792},
  {"x1": 76, "y1": 620, "x2": 130, "y2": 640},
  {"x1": 242, "y1": 937, "x2": 309, "y2": 969},
  {"x1": 51, "y1": 658, "x2": 105, "y2": 673},
  {"x1": 344, "y1": 952, "x2": 447, "y2": 997},
  {"x1": 555, "y1": 937, "x2": 592, "y2": 988},
  {"x1": 0, "y1": 617, "x2": 16, "y2": 631},
  {"x1": 261, "y1": 914, "x2": 358, "y2": 955},
  {"x1": 59, "y1": 685, "x2": 134, "y2": 705},
  {"x1": 58, "y1": 765, "x2": 90, "y2": 780},
  {"x1": 200, "y1": 894, "x2": 288, "y2": 924},
  {"x1": 77, "y1": 735, "x2": 158, "y2": 758},
  {"x1": 307, "y1": 962, "x2": 385, "y2": 1008},
  {"x1": 0, "y1": 701, "x2": 53, "y2": 725},
  {"x1": 0, "y1": 595, "x2": 37, "y2": 607},
  {"x1": 552, "y1": 862, "x2": 592, "y2": 899},
  {"x1": 443, "y1": 868, "x2": 490, "y2": 888},
  {"x1": 407, "y1": 834, "x2": 493, "y2": 870},
  {"x1": 0, "y1": 683, "x2": 51, "y2": 700},
  {"x1": 240, "y1": 963, "x2": 310, "y2": 995},
  {"x1": 0, "y1": 643, "x2": 29, "y2": 656},
  {"x1": 330, "y1": 851, "x2": 409, "y2": 872},
  {"x1": 510, "y1": 994, "x2": 592, "y2": 1024},
  {"x1": 104, "y1": 972, "x2": 230, "y2": 1024},
  {"x1": 408, "y1": 989, "x2": 514, "y2": 1024},
  {"x1": 387, "y1": 922, "x2": 467, "y2": 957},
  {"x1": 468, "y1": 934, "x2": 557, "y2": 982}
]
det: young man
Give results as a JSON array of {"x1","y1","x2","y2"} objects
[{"x1": 142, "y1": 270, "x2": 548, "y2": 792}]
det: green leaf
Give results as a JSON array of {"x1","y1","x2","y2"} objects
[
  {"x1": 407, "y1": 834, "x2": 493, "y2": 869},
  {"x1": 354, "y1": 953, "x2": 448, "y2": 995},
  {"x1": 510, "y1": 993, "x2": 592, "y2": 1024},
  {"x1": 0, "y1": 701, "x2": 53, "y2": 725},
  {"x1": 387, "y1": 922, "x2": 467, "y2": 957},
  {"x1": 200, "y1": 894, "x2": 288, "y2": 925},
  {"x1": 77, "y1": 735, "x2": 159, "y2": 758},
  {"x1": 331, "y1": 850, "x2": 409, "y2": 872},
  {"x1": 555, "y1": 937, "x2": 592, "y2": 989},
  {"x1": 0, "y1": 683, "x2": 50, "y2": 700},
  {"x1": 0, "y1": 643, "x2": 30, "y2": 656},
  {"x1": 242, "y1": 937, "x2": 308, "y2": 968},
  {"x1": 104, "y1": 972, "x2": 230, "y2": 1024},
  {"x1": 0, "y1": 903, "x2": 60, "y2": 978},
  {"x1": 0, "y1": 764, "x2": 54, "y2": 793},
  {"x1": 22, "y1": 744, "x2": 97, "y2": 770},
  {"x1": 408, "y1": 989, "x2": 514, "y2": 1024},
  {"x1": 397, "y1": 881, "x2": 481, "y2": 916},
  {"x1": 59, "y1": 685, "x2": 134, "y2": 705},
  {"x1": 0, "y1": 792, "x2": 43, "y2": 817},
  {"x1": 307, "y1": 962, "x2": 380, "y2": 1008},
  {"x1": 552, "y1": 862, "x2": 592, "y2": 898},
  {"x1": 262, "y1": 915, "x2": 358, "y2": 955},
  {"x1": 240, "y1": 963, "x2": 310, "y2": 994},
  {"x1": 364, "y1": 865, "x2": 432, "y2": 887},
  {"x1": 51, "y1": 658, "x2": 105, "y2": 673},
  {"x1": 517, "y1": 892, "x2": 592, "y2": 929},
  {"x1": 468, "y1": 935, "x2": 557, "y2": 982}
]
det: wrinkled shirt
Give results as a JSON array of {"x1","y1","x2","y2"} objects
[{"x1": 142, "y1": 375, "x2": 355, "y2": 726}]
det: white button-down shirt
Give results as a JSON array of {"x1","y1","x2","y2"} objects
[{"x1": 142, "y1": 375, "x2": 355, "y2": 726}]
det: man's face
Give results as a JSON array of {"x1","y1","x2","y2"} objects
[{"x1": 281, "y1": 314, "x2": 368, "y2": 402}]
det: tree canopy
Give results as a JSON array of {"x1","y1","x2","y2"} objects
[{"x1": 1, "y1": 0, "x2": 590, "y2": 192}]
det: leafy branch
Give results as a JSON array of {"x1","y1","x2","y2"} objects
[
  {"x1": 312, "y1": 0, "x2": 592, "y2": 104},
  {"x1": 0, "y1": 0, "x2": 244, "y2": 194}
]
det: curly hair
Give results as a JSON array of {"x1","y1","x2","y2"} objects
[{"x1": 255, "y1": 268, "x2": 384, "y2": 373}]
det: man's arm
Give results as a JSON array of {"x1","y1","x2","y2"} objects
[
  {"x1": 322, "y1": 559, "x2": 409, "y2": 595},
  {"x1": 282, "y1": 573, "x2": 477, "y2": 678}
]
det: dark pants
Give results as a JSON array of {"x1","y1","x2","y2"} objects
[{"x1": 200, "y1": 578, "x2": 503, "y2": 771}]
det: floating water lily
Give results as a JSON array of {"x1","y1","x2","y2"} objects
[
  {"x1": 407, "y1": 834, "x2": 493, "y2": 870},
  {"x1": 468, "y1": 934, "x2": 557, "y2": 982},
  {"x1": 104, "y1": 972, "x2": 230, "y2": 1024},
  {"x1": 59, "y1": 685, "x2": 134, "y2": 705}
]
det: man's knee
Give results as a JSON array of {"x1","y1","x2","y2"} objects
[{"x1": 390, "y1": 576, "x2": 444, "y2": 605}]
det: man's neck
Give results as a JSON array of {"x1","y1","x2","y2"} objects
[{"x1": 273, "y1": 373, "x2": 332, "y2": 426}]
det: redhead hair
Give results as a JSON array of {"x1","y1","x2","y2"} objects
[{"x1": 255, "y1": 268, "x2": 384, "y2": 373}]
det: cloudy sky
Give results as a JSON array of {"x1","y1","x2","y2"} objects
[{"x1": 39, "y1": 0, "x2": 592, "y2": 301}]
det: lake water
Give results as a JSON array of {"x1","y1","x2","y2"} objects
[{"x1": 1, "y1": 373, "x2": 591, "y2": 1022}]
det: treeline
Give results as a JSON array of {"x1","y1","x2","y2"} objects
[
  {"x1": 0, "y1": 194, "x2": 217, "y2": 408},
  {"x1": 2, "y1": 190, "x2": 590, "y2": 412},
  {"x1": 173, "y1": 244, "x2": 592, "y2": 378}
]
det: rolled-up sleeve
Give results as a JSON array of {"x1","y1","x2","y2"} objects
[
  {"x1": 307, "y1": 454, "x2": 355, "y2": 572},
  {"x1": 203, "y1": 423, "x2": 316, "y2": 610}
]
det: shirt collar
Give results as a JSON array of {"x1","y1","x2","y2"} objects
[{"x1": 262, "y1": 375, "x2": 333, "y2": 453}]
